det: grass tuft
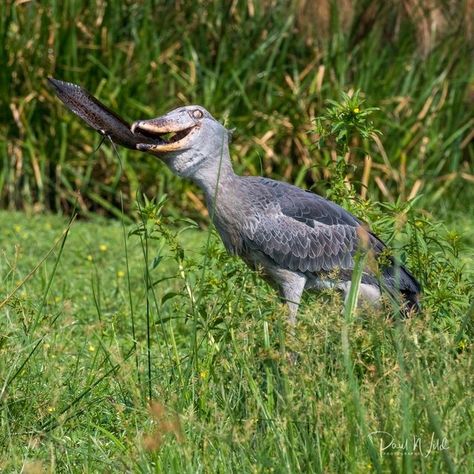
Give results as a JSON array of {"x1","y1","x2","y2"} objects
[{"x1": 0, "y1": 204, "x2": 471, "y2": 471}]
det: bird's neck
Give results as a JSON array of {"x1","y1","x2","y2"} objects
[{"x1": 191, "y1": 146, "x2": 237, "y2": 206}]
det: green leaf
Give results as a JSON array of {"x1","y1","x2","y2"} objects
[
  {"x1": 161, "y1": 292, "x2": 181, "y2": 305},
  {"x1": 151, "y1": 255, "x2": 164, "y2": 270}
]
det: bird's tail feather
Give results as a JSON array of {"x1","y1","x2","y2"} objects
[{"x1": 382, "y1": 263, "x2": 421, "y2": 315}]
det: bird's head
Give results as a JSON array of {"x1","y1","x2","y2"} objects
[{"x1": 131, "y1": 106, "x2": 230, "y2": 178}]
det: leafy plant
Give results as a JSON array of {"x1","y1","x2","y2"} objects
[
  {"x1": 314, "y1": 90, "x2": 381, "y2": 150},
  {"x1": 312, "y1": 89, "x2": 381, "y2": 206},
  {"x1": 311, "y1": 90, "x2": 471, "y2": 322}
]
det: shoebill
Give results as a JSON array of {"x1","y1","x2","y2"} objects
[{"x1": 49, "y1": 78, "x2": 421, "y2": 323}]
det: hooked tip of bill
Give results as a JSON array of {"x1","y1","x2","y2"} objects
[{"x1": 131, "y1": 121, "x2": 140, "y2": 134}]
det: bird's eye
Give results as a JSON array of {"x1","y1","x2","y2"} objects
[{"x1": 192, "y1": 109, "x2": 204, "y2": 119}]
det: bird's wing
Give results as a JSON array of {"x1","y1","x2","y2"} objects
[
  {"x1": 239, "y1": 178, "x2": 372, "y2": 273},
  {"x1": 242, "y1": 208, "x2": 360, "y2": 273}
]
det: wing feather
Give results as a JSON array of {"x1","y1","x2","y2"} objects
[{"x1": 242, "y1": 210, "x2": 360, "y2": 273}]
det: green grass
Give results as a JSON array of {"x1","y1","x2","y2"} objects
[
  {"x1": 1, "y1": 1, "x2": 472, "y2": 219},
  {"x1": 0, "y1": 209, "x2": 472, "y2": 472}
]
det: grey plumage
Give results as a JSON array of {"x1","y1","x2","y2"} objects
[{"x1": 239, "y1": 177, "x2": 360, "y2": 272}]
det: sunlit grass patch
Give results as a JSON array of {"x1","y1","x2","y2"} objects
[{"x1": 0, "y1": 205, "x2": 471, "y2": 471}]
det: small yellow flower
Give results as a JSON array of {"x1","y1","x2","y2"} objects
[
  {"x1": 99, "y1": 244, "x2": 108, "y2": 252},
  {"x1": 458, "y1": 340, "x2": 467, "y2": 351},
  {"x1": 14, "y1": 224, "x2": 21, "y2": 232},
  {"x1": 47, "y1": 406, "x2": 56, "y2": 413},
  {"x1": 199, "y1": 370, "x2": 208, "y2": 380},
  {"x1": 117, "y1": 270, "x2": 125, "y2": 278},
  {"x1": 54, "y1": 296, "x2": 61, "y2": 303},
  {"x1": 44, "y1": 343, "x2": 50, "y2": 349},
  {"x1": 88, "y1": 344, "x2": 95, "y2": 352},
  {"x1": 353, "y1": 107, "x2": 360, "y2": 113},
  {"x1": 87, "y1": 255, "x2": 93, "y2": 261}
]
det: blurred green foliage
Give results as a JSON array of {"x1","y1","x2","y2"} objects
[{"x1": 0, "y1": 0, "x2": 472, "y2": 220}]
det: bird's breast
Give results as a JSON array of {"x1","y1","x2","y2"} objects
[{"x1": 212, "y1": 211, "x2": 244, "y2": 256}]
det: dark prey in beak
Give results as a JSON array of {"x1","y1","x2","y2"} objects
[{"x1": 47, "y1": 78, "x2": 163, "y2": 149}]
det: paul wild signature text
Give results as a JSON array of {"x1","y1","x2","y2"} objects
[{"x1": 368, "y1": 431, "x2": 449, "y2": 457}]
